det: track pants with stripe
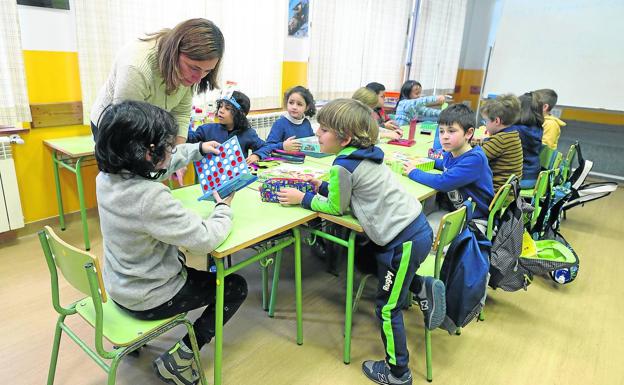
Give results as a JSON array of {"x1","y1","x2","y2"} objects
[{"x1": 371, "y1": 213, "x2": 433, "y2": 370}]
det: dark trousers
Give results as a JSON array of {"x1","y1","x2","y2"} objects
[
  {"x1": 363, "y1": 214, "x2": 433, "y2": 370},
  {"x1": 119, "y1": 266, "x2": 248, "y2": 349}
]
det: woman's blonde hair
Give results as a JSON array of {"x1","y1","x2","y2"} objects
[
  {"x1": 317, "y1": 99, "x2": 378, "y2": 148},
  {"x1": 351, "y1": 87, "x2": 378, "y2": 108},
  {"x1": 142, "y1": 18, "x2": 224, "y2": 95}
]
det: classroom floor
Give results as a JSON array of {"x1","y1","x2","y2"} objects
[{"x1": 1, "y1": 186, "x2": 623, "y2": 385}]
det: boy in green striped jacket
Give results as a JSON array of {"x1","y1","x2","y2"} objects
[
  {"x1": 480, "y1": 94, "x2": 524, "y2": 192},
  {"x1": 277, "y1": 99, "x2": 443, "y2": 385}
]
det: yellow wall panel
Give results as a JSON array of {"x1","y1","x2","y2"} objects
[
  {"x1": 14, "y1": 125, "x2": 96, "y2": 223},
  {"x1": 281, "y1": 61, "x2": 308, "y2": 104},
  {"x1": 23, "y1": 50, "x2": 82, "y2": 103}
]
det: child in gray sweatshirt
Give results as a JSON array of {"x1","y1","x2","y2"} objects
[{"x1": 95, "y1": 101, "x2": 247, "y2": 385}]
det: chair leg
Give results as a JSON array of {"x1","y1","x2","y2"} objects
[
  {"x1": 425, "y1": 328, "x2": 432, "y2": 382},
  {"x1": 183, "y1": 320, "x2": 208, "y2": 385},
  {"x1": 479, "y1": 309, "x2": 485, "y2": 321},
  {"x1": 268, "y1": 250, "x2": 283, "y2": 318},
  {"x1": 352, "y1": 274, "x2": 373, "y2": 314},
  {"x1": 47, "y1": 316, "x2": 65, "y2": 385},
  {"x1": 226, "y1": 255, "x2": 232, "y2": 268},
  {"x1": 107, "y1": 354, "x2": 123, "y2": 385},
  {"x1": 260, "y1": 255, "x2": 274, "y2": 311}
]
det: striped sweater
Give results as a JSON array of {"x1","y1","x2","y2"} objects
[{"x1": 481, "y1": 126, "x2": 523, "y2": 192}]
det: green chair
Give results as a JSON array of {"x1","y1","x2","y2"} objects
[
  {"x1": 560, "y1": 142, "x2": 578, "y2": 182},
  {"x1": 538, "y1": 144, "x2": 562, "y2": 170},
  {"x1": 486, "y1": 176, "x2": 516, "y2": 241},
  {"x1": 526, "y1": 170, "x2": 552, "y2": 230},
  {"x1": 39, "y1": 226, "x2": 207, "y2": 385},
  {"x1": 415, "y1": 205, "x2": 467, "y2": 382}
]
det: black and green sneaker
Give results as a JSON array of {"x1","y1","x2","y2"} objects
[{"x1": 153, "y1": 342, "x2": 199, "y2": 385}]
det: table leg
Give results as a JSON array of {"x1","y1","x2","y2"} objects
[
  {"x1": 214, "y1": 257, "x2": 224, "y2": 385},
  {"x1": 75, "y1": 157, "x2": 90, "y2": 250},
  {"x1": 343, "y1": 231, "x2": 356, "y2": 364},
  {"x1": 293, "y1": 227, "x2": 303, "y2": 345},
  {"x1": 51, "y1": 152, "x2": 65, "y2": 231}
]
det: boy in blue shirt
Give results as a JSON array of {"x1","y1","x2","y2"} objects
[
  {"x1": 277, "y1": 98, "x2": 443, "y2": 385},
  {"x1": 403, "y1": 104, "x2": 494, "y2": 223}
]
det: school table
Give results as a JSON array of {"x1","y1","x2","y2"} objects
[
  {"x1": 171, "y1": 185, "x2": 316, "y2": 385},
  {"x1": 44, "y1": 135, "x2": 95, "y2": 250}
]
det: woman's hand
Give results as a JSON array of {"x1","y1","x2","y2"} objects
[
  {"x1": 246, "y1": 154, "x2": 260, "y2": 165},
  {"x1": 276, "y1": 188, "x2": 304, "y2": 205},
  {"x1": 283, "y1": 136, "x2": 302, "y2": 152}
]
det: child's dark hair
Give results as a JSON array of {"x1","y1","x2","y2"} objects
[
  {"x1": 518, "y1": 92, "x2": 545, "y2": 127},
  {"x1": 399, "y1": 80, "x2": 422, "y2": 102},
  {"x1": 534, "y1": 88, "x2": 558, "y2": 112},
  {"x1": 284, "y1": 85, "x2": 316, "y2": 117},
  {"x1": 439, "y1": 103, "x2": 476, "y2": 132},
  {"x1": 95, "y1": 100, "x2": 177, "y2": 179},
  {"x1": 365, "y1": 82, "x2": 385, "y2": 95},
  {"x1": 216, "y1": 90, "x2": 251, "y2": 131}
]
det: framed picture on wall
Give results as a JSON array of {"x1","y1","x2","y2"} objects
[
  {"x1": 16, "y1": 0, "x2": 70, "y2": 10},
  {"x1": 288, "y1": 0, "x2": 309, "y2": 37}
]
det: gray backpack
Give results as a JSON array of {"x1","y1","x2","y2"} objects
[{"x1": 489, "y1": 180, "x2": 534, "y2": 291}]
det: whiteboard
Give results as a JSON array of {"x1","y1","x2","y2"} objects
[{"x1": 483, "y1": 0, "x2": 624, "y2": 111}]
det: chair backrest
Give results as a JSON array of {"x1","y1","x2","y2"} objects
[
  {"x1": 529, "y1": 170, "x2": 552, "y2": 229},
  {"x1": 432, "y1": 205, "x2": 467, "y2": 277},
  {"x1": 39, "y1": 226, "x2": 107, "y2": 306},
  {"x1": 486, "y1": 182, "x2": 513, "y2": 240},
  {"x1": 561, "y1": 143, "x2": 578, "y2": 181},
  {"x1": 539, "y1": 145, "x2": 562, "y2": 170}
]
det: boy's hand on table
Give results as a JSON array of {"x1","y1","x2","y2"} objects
[
  {"x1": 304, "y1": 177, "x2": 323, "y2": 192},
  {"x1": 402, "y1": 161, "x2": 417, "y2": 176},
  {"x1": 384, "y1": 120, "x2": 399, "y2": 131},
  {"x1": 246, "y1": 154, "x2": 260, "y2": 165},
  {"x1": 277, "y1": 188, "x2": 304, "y2": 205}
]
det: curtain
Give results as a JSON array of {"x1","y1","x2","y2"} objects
[
  {"x1": 408, "y1": 0, "x2": 467, "y2": 95},
  {"x1": 0, "y1": 0, "x2": 31, "y2": 125},
  {"x1": 74, "y1": 0, "x2": 285, "y2": 124},
  {"x1": 308, "y1": 0, "x2": 412, "y2": 100}
]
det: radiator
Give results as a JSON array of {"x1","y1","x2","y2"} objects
[
  {"x1": 248, "y1": 111, "x2": 283, "y2": 140},
  {"x1": 0, "y1": 142, "x2": 24, "y2": 232}
]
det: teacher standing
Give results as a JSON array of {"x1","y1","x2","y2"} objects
[{"x1": 90, "y1": 18, "x2": 224, "y2": 144}]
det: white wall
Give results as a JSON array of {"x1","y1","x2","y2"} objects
[
  {"x1": 17, "y1": 2, "x2": 76, "y2": 51},
  {"x1": 457, "y1": 0, "x2": 498, "y2": 70},
  {"x1": 483, "y1": 0, "x2": 624, "y2": 111}
]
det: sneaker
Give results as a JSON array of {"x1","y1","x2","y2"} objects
[
  {"x1": 416, "y1": 276, "x2": 446, "y2": 330},
  {"x1": 153, "y1": 342, "x2": 200, "y2": 385},
  {"x1": 361, "y1": 360, "x2": 412, "y2": 385}
]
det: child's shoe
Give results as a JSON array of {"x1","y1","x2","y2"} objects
[
  {"x1": 416, "y1": 276, "x2": 446, "y2": 330},
  {"x1": 361, "y1": 360, "x2": 412, "y2": 385},
  {"x1": 153, "y1": 342, "x2": 199, "y2": 385}
]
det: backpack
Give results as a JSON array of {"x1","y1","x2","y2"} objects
[
  {"x1": 532, "y1": 141, "x2": 617, "y2": 236},
  {"x1": 439, "y1": 202, "x2": 491, "y2": 332},
  {"x1": 489, "y1": 179, "x2": 535, "y2": 291}
]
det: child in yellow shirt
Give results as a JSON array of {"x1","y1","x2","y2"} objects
[{"x1": 535, "y1": 88, "x2": 566, "y2": 149}]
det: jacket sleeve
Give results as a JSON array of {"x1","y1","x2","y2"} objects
[
  {"x1": 187, "y1": 123, "x2": 201, "y2": 143},
  {"x1": 247, "y1": 129, "x2": 272, "y2": 159},
  {"x1": 409, "y1": 153, "x2": 482, "y2": 192},
  {"x1": 301, "y1": 165, "x2": 351, "y2": 215},
  {"x1": 142, "y1": 187, "x2": 233, "y2": 254},
  {"x1": 265, "y1": 120, "x2": 285, "y2": 150}
]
